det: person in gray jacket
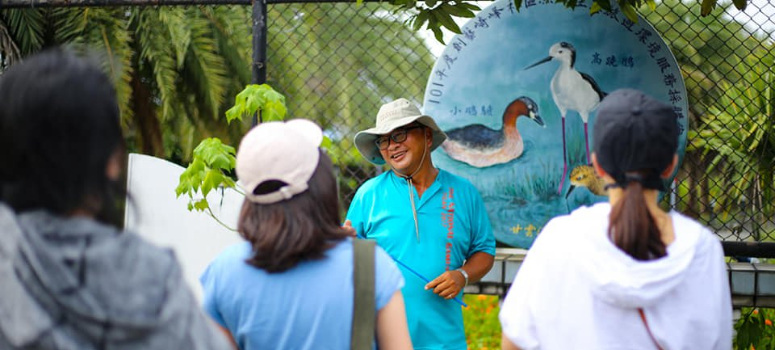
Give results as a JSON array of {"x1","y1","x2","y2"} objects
[{"x1": 0, "y1": 48, "x2": 232, "y2": 350}]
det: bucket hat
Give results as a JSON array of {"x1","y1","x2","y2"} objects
[
  {"x1": 236, "y1": 119, "x2": 323, "y2": 204},
  {"x1": 354, "y1": 98, "x2": 447, "y2": 165}
]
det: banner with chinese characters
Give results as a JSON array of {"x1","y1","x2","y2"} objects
[{"x1": 423, "y1": 0, "x2": 688, "y2": 249}]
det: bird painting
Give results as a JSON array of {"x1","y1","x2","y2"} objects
[
  {"x1": 565, "y1": 165, "x2": 607, "y2": 199},
  {"x1": 525, "y1": 41, "x2": 607, "y2": 194},
  {"x1": 441, "y1": 96, "x2": 545, "y2": 168}
]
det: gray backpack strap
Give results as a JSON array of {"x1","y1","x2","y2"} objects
[{"x1": 351, "y1": 239, "x2": 375, "y2": 350}]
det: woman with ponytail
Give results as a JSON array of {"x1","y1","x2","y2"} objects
[{"x1": 499, "y1": 89, "x2": 731, "y2": 350}]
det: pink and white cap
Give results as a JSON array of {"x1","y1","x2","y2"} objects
[{"x1": 236, "y1": 119, "x2": 323, "y2": 204}]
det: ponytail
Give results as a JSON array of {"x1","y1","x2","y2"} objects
[{"x1": 608, "y1": 180, "x2": 666, "y2": 261}]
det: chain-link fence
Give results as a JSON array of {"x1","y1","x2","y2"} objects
[
  {"x1": 642, "y1": 0, "x2": 775, "y2": 249},
  {"x1": 265, "y1": 1, "x2": 434, "y2": 206},
  {"x1": 265, "y1": 1, "x2": 774, "y2": 249}
]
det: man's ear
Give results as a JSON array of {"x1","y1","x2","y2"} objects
[
  {"x1": 661, "y1": 154, "x2": 679, "y2": 178},
  {"x1": 591, "y1": 153, "x2": 608, "y2": 178}
]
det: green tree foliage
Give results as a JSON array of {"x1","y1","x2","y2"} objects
[
  {"x1": 388, "y1": 0, "x2": 748, "y2": 44},
  {"x1": 462, "y1": 294, "x2": 501, "y2": 349},
  {"x1": 266, "y1": 2, "x2": 434, "y2": 202},
  {"x1": 641, "y1": 1, "x2": 773, "y2": 226},
  {"x1": 225, "y1": 84, "x2": 288, "y2": 123},
  {"x1": 644, "y1": 0, "x2": 770, "y2": 115},
  {"x1": 175, "y1": 83, "x2": 286, "y2": 225},
  {"x1": 0, "y1": 6, "x2": 253, "y2": 162},
  {"x1": 175, "y1": 83, "x2": 341, "y2": 224},
  {"x1": 0, "y1": 3, "x2": 431, "y2": 168},
  {"x1": 688, "y1": 49, "x2": 775, "y2": 234},
  {"x1": 735, "y1": 308, "x2": 775, "y2": 350}
]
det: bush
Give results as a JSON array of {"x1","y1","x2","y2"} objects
[
  {"x1": 736, "y1": 307, "x2": 775, "y2": 350},
  {"x1": 463, "y1": 294, "x2": 501, "y2": 349}
]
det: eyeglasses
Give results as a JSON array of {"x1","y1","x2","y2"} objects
[{"x1": 374, "y1": 125, "x2": 424, "y2": 150}]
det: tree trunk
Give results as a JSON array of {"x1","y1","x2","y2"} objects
[
  {"x1": 130, "y1": 70, "x2": 164, "y2": 157},
  {"x1": 683, "y1": 151, "x2": 699, "y2": 218}
]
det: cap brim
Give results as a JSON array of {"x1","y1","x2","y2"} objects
[{"x1": 354, "y1": 115, "x2": 447, "y2": 165}]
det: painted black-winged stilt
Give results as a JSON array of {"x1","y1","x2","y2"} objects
[
  {"x1": 525, "y1": 41, "x2": 607, "y2": 194},
  {"x1": 441, "y1": 96, "x2": 544, "y2": 168}
]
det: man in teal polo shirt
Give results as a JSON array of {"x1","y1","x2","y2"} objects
[{"x1": 346, "y1": 98, "x2": 495, "y2": 349}]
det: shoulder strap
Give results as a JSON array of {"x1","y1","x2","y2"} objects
[
  {"x1": 351, "y1": 239, "x2": 375, "y2": 350},
  {"x1": 638, "y1": 308, "x2": 663, "y2": 350}
]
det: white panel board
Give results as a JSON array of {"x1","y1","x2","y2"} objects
[{"x1": 124, "y1": 153, "x2": 244, "y2": 301}]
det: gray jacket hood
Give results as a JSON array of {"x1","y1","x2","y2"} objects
[{"x1": 0, "y1": 205, "x2": 230, "y2": 349}]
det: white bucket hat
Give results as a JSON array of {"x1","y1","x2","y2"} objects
[
  {"x1": 236, "y1": 119, "x2": 323, "y2": 204},
  {"x1": 354, "y1": 98, "x2": 447, "y2": 165}
]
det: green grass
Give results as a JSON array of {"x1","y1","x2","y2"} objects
[
  {"x1": 463, "y1": 294, "x2": 501, "y2": 350},
  {"x1": 526, "y1": 160, "x2": 561, "y2": 201},
  {"x1": 566, "y1": 128, "x2": 588, "y2": 166}
]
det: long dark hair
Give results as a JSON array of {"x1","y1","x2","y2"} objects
[
  {"x1": 608, "y1": 171, "x2": 667, "y2": 261},
  {"x1": 0, "y1": 48, "x2": 125, "y2": 225},
  {"x1": 238, "y1": 151, "x2": 350, "y2": 272}
]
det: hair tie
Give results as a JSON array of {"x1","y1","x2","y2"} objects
[
  {"x1": 606, "y1": 172, "x2": 644, "y2": 190},
  {"x1": 624, "y1": 173, "x2": 644, "y2": 183},
  {"x1": 608, "y1": 172, "x2": 666, "y2": 191}
]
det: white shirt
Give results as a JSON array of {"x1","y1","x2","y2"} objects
[{"x1": 499, "y1": 203, "x2": 732, "y2": 350}]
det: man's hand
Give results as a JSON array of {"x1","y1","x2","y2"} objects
[
  {"x1": 425, "y1": 269, "x2": 466, "y2": 299},
  {"x1": 343, "y1": 220, "x2": 357, "y2": 237}
]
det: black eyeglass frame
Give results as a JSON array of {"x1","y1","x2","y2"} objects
[{"x1": 374, "y1": 125, "x2": 425, "y2": 150}]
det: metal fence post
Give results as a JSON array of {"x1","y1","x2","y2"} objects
[{"x1": 252, "y1": 0, "x2": 267, "y2": 126}]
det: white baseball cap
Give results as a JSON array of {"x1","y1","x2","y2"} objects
[{"x1": 236, "y1": 119, "x2": 323, "y2": 204}]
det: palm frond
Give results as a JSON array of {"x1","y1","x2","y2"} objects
[
  {"x1": 133, "y1": 8, "x2": 179, "y2": 122},
  {"x1": 202, "y1": 6, "x2": 251, "y2": 89},
  {"x1": 0, "y1": 18, "x2": 21, "y2": 68},
  {"x1": 159, "y1": 7, "x2": 190, "y2": 69},
  {"x1": 51, "y1": 7, "x2": 88, "y2": 43},
  {"x1": 1, "y1": 9, "x2": 46, "y2": 56},
  {"x1": 182, "y1": 8, "x2": 228, "y2": 120},
  {"x1": 57, "y1": 8, "x2": 135, "y2": 130}
]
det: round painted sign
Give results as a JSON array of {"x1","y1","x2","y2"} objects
[{"x1": 423, "y1": 0, "x2": 688, "y2": 249}]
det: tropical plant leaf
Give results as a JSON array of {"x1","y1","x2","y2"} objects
[
  {"x1": 0, "y1": 18, "x2": 22, "y2": 67},
  {"x1": 1, "y1": 9, "x2": 46, "y2": 55},
  {"x1": 429, "y1": 8, "x2": 461, "y2": 34},
  {"x1": 700, "y1": 0, "x2": 716, "y2": 16}
]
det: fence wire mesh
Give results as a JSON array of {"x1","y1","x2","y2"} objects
[
  {"x1": 265, "y1": 2, "x2": 433, "y2": 206},
  {"x1": 265, "y1": 1, "x2": 774, "y2": 247},
  {"x1": 643, "y1": 1, "x2": 775, "y2": 244}
]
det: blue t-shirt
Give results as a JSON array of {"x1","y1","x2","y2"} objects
[
  {"x1": 200, "y1": 238, "x2": 404, "y2": 350},
  {"x1": 346, "y1": 169, "x2": 495, "y2": 350}
]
